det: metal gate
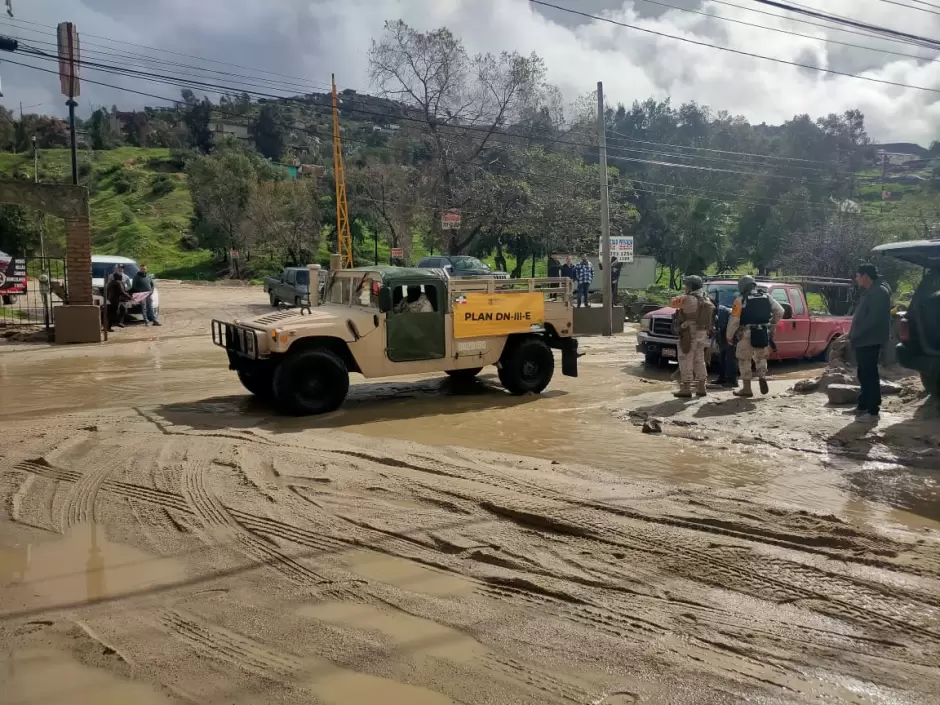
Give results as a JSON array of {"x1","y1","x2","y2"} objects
[{"x1": 0, "y1": 257, "x2": 68, "y2": 336}]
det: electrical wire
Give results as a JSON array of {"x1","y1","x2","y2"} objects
[
  {"x1": 749, "y1": 0, "x2": 940, "y2": 49},
  {"x1": 4, "y1": 53, "x2": 931, "y2": 223},
  {"x1": 877, "y1": 0, "x2": 940, "y2": 16},
  {"x1": 528, "y1": 1, "x2": 940, "y2": 93},
  {"x1": 629, "y1": 0, "x2": 940, "y2": 64}
]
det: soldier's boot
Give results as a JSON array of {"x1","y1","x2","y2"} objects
[
  {"x1": 673, "y1": 384, "x2": 693, "y2": 399},
  {"x1": 733, "y1": 380, "x2": 754, "y2": 397},
  {"x1": 695, "y1": 381, "x2": 708, "y2": 397},
  {"x1": 758, "y1": 376, "x2": 769, "y2": 395}
]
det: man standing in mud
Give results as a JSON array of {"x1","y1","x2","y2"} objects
[
  {"x1": 850, "y1": 263, "x2": 892, "y2": 423},
  {"x1": 671, "y1": 275, "x2": 714, "y2": 398},
  {"x1": 726, "y1": 275, "x2": 784, "y2": 398}
]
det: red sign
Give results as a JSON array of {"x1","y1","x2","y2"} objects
[
  {"x1": 57, "y1": 22, "x2": 80, "y2": 98},
  {"x1": 230, "y1": 249, "x2": 239, "y2": 260},
  {"x1": 441, "y1": 209, "x2": 461, "y2": 230},
  {"x1": 0, "y1": 252, "x2": 27, "y2": 295},
  {"x1": 390, "y1": 247, "x2": 404, "y2": 258}
]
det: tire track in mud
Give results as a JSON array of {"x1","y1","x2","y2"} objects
[
  {"x1": 158, "y1": 609, "x2": 302, "y2": 677},
  {"x1": 57, "y1": 447, "x2": 116, "y2": 531},
  {"x1": 179, "y1": 456, "x2": 327, "y2": 586}
]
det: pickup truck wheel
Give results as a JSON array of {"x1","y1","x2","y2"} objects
[
  {"x1": 644, "y1": 352, "x2": 661, "y2": 366},
  {"x1": 273, "y1": 348, "x2": 349, "y2": 415},
  {"x1": 498, "y1": 337, "x2": 554, "y2": 395},
  {"x1": 294, "y1": 297, "x2": 301, "y2": 307},
  {"x1": 445, "y1": 367, "x2": 483, "y2": 380},
  {"x1": 269, "y1": 292, "x2": 280, "y2": 307},
  {"x1": 237, "y1": 367, "x2": 274, "y2": 400},
  {"x1": 816, "y1": 338, "x2": 835, "y2": 363}
]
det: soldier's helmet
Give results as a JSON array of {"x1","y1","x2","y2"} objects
[
  {"x1": 737, "y1": 275, "x2": 756, "y2": 294},
  {"x1": 683, "y1": 275, "x2": 704, "y2": 291}
]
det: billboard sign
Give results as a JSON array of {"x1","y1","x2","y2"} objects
[
  {"x1": 599, "y1": 236, "x2": 634, "y2": 263},
  {"x1": 57, "y1": 22, "x2": 80, "y2": 98}
]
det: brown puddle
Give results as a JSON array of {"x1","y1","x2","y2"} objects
[
  {"x1": 299, "y1": 602, "x2": 483, "y2": 664},
  {"x1": 340, "y1": 550, "x2": 474, "y2": 596},
  {"x1": 1, "y1": 523, "x2": 185, "y2": 609},
  {"x1": 1, "y1": 649, "x2": 174, "y2": 705}
]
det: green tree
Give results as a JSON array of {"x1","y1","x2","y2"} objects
[{"x1": 251, "y1": 104, "x2": 286, "y2": 161}]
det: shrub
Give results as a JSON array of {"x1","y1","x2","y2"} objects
[
  {"x1": 150, "y1": 174, "x2": 175, "y2": 196},
  {"x1": 112, "y1": 170, "x2": 135, "y2": 194},
  {"x1": 121, "y1": 206, "x2": 136, "y2": 225}
]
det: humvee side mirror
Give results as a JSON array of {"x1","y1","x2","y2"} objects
[
  {"x1": 781, "y1": 302, "x2": 793, "y2": 320},
  {"x1": 378, "y1": 286, "x2": 394, "y2": 313}
]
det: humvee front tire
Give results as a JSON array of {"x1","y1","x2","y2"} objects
[
  {"x1": 272, "y1": 348, "x2": 349, "y2": 415},
  {"x1": 237, "y1": 366, "x2": 274, "y2": 400},
  {"x1": 445, "y1": 367, "x2": 482, "y2": 380},
  {"x1": 498, "y1": 337, "x2": 554, "y2": 395}
]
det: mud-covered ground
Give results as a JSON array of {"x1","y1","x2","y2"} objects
[{"x1": 2, "y1": 283, "x2": 939, "y2": 705}]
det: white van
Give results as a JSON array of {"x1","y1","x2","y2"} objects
[{"x1": 91, "y1": 255, "x2": 160, "y2": 319}]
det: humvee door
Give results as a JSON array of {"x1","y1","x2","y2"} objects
[{"x1": 386, "y1": 280, "x2": 446, "y2": 362}]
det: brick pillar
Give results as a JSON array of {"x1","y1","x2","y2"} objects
[{"x1": 65, "y1": 215, "x2": 93, "y2": 306}]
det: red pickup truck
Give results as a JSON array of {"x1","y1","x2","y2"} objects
[{"x1": 637, "y1": 278, "x2": 854, "y2": 365}]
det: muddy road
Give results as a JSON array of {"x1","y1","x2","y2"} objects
[{"x1": 2, "y1": 282, "x2": 939, "y2": 704}]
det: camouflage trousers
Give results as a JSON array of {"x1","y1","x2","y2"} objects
[
  {"x1": 736, "y1": 329, "x2": 769, "y2": 381},
  {"x1": 678, "y1": 328, "x2": 708, "y2": 385}
]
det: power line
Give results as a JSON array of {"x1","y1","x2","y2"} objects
[
  {"x1": 750, "y1": 0, "x2": 940, "y2": 49},
  {"x1": 876, "y1": 0, "x2": 940, "y2": 16},
  {"x1": 6, "y1": 51, "x2": 922, "y2": 221},
  {"x1": 528, "y1": 0, "x2": 940, "y2": 92},
  {"x1": 0, "y1": 16, "x2": 335, "y2": 93},
  {"x1": 711, "y1": 0, "x2": 940, "y2": 50},
  {"x1": 630, "y1": 0, "x2": 940, "y2": 64}
]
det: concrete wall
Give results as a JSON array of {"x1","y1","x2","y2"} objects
[{"x1": 573, "y1": 306, "x2": 625, "y2": 336}]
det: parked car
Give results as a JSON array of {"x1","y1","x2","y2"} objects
[
  {"x1": 872, "y1": 239, "x2": 940, "y2": 396},
  {"x1": 637, "y1": 278, "x2": 853, "y2": 366},
  {"x1": 416, "y1": 255, "x2": 509, "y2": 279},
  {"x1": 91, "y1": 255, "x2": 159, "y2": 320},
  {"x1": 264, "y1": 267, "x2": 326, "y2": 307}
]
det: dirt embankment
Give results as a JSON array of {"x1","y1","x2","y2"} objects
[{"x1": 2, "y1": 283, "x2": 940, "y2": 704}]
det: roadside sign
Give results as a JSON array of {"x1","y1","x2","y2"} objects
[
  {"x1": 0, "y1": 252, "x2": 27, "y2": 294},
  {"x1": 230, "y1": 249, "x2": 239, "y2": 260},
  {"x1": 57, "y1": 22, "x2": 80, "y2": 98},
  {"x1": 442, "y1": 209, "x2": 461, "y2": 230},
  {"x1": 452, "y1": 292, "x2": 544, "y2": 339},
  {"x1": 600, "y1": 236, "x2": 634, "y2": 263},
  {"x1": 390, "y1": 247, "x2": 404, "y2": 258}
]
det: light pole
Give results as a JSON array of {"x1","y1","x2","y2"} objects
[{"x1": 32, "y1": 135, "x2": 46, "y2": 264}]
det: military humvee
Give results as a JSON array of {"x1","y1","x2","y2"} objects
[{"x1": 211, "y1": 266, "x2": 578, "y2": 415}]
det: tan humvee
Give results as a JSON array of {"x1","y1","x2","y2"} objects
[{"x1": 211, "y1": 265, "x2": 578, "y2": 415}]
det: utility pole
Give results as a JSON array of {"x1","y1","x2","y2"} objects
[
  {"x1": 880, "y1": 151, "x2": 888, "y2": 213},
  {"x1": 32, "y1": 135, "x2": 45, "y2": 262},
  {"x1": 597, "y1": 81, "x2": 612, "y2": 336}
]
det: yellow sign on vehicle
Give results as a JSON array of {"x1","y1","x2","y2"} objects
[{"x1": 453, "y1": 292, "x2": 545, "y2": 339}]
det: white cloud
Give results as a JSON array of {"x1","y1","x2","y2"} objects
[{"x1": 1, "y1": 0, "x2": 939, "y2": 143}]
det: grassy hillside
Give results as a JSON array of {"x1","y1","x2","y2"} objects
[{"x1": 0, "y1": 147, "x2": 215, "y2": 278}]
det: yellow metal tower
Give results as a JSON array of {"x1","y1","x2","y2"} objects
[{"x1": 331, "y1": 74, "x2": 353, "y2": 269}]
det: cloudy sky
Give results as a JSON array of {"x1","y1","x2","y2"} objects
[{"x1": 2, "y1": 0, "x2": 940, "y2": 143}]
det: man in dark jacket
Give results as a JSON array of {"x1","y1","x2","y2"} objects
[
  {"x1": 547, "y1": 252, "x2": 562, "y2": 279},
  {"x1": 850, "y1": 263, "x2": 892, "y2": 422},
  {"x1": 106, "y1": 272, "x2": 132, "y2": 331},
  {"x1": 711, "y1": 300, "x2": 739, "y2": 388}
]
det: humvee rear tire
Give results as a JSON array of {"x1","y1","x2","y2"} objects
[
  {"x1": 498, "y1": 337, "x2": 554, "y2": 395},
  {"x1": 445, "y1": 368, "x2": 482, "y2": 380},
  {"x1": 237, "y1": 366, "x2": 274, "y2": 400},
  {"x1": 273, "y1": 348, "x2": 349, "y2": 415}
]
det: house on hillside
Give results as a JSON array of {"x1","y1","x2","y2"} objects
[
  {"x1": 211, "y1": 117, "x2": 250, "y2": 142},
  {"x1": 874, "y1": 142, "x2": 929, "y2": 167}
]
